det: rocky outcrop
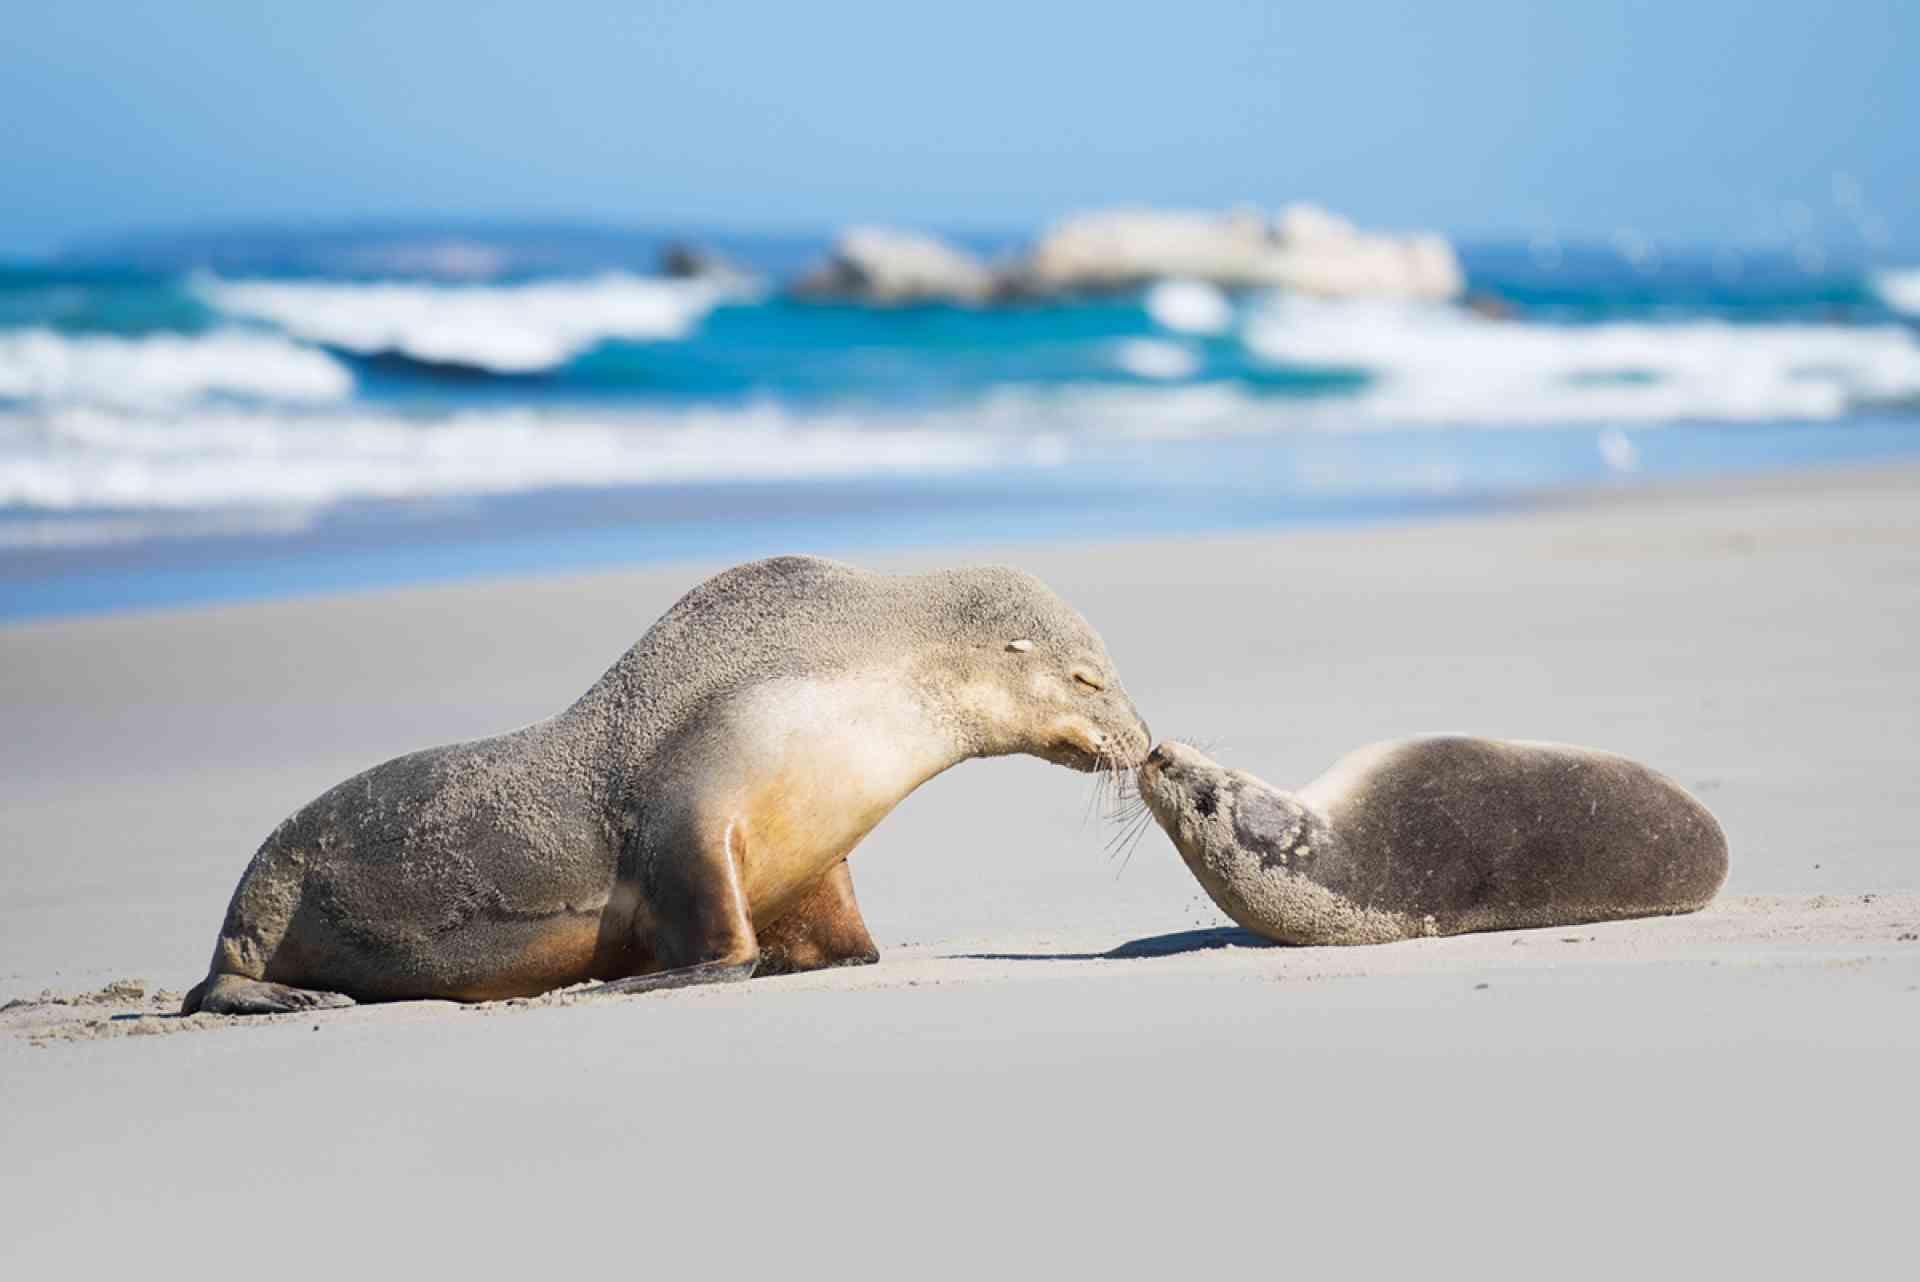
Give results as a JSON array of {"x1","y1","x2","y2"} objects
[
  {"x1": 1008, "y1": 204, "x2": 1464, "y2": 301},
  {"x1": 790, "y1": 227, "x2": 996, "y2": 305},
  {"x1": 786, "y1": 206, "x2": 1465, "y2": 305},
  {"x1": 657, "y1": 241, "x2": 753, "y2": 282}
]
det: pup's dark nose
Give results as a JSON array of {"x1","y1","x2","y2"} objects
[{"x1": 1145, "y1": 745, "x2": 1166, "y2": 766}]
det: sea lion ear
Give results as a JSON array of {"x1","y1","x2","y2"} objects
[{"x1": 1006, "y1": 639, "x2": 1034, "y2": 653}]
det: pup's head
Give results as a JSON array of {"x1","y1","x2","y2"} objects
[
  {"x1": 1137, "y1": 740, "x2": 1306, "y2": 860},
  {"x1": 1138, "y1": 740, "x2": 1229, "y2": 841}
]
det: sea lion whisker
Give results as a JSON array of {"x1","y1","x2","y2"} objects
[
  {"x1": 1102, "y1": 748, "x2": 1133, "y2": 813},
  {"x1": 1083, "y1": 747, "x2": 1120, "y2": 830},
  {"x1": 1104, "y1": 805, "x2": 1154, "y2": 861},
  {"x1": 1113, "y1": 810, "x2": 1155, "y2": 877},
  {"x1": 1103, "y1": 780, "x2": 1144, "y2": 826},
  {"x1": 1101, "y1": 783, "x2": 1146, "y2": 829},
  {"x1": 1099, "y1": 754, "x2": 1143, "y2": 819},
  {"x1": 1079, "y1": 764, "x2": 1102, "y2": 830}
]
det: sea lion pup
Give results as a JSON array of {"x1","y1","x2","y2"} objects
[
  {"x1": 1136, "y1": 738, "x2": 1726, "y2": 945},
  {"x1": 183, "y1": 555, "x2": 1150, "y2": 1014}
]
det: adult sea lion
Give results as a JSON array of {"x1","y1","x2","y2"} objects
[
  {"x1": 1136, "y1": 737, "x2": 1726, "y2": 946},
  {"x1": 183, "y1": 555, "x2": 1150, "y2": 1014}
]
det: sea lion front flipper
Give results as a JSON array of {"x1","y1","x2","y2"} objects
[
  {"x1": 755, "y1": 861, "x2": 881, "y2": 975},
  {"x1": 583, "y1": 810, "x2": 761, "y2": 999}
]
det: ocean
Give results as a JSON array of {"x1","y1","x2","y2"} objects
[{"x1": 4, "y1": 226, "x2": 1919, "y2": 620}]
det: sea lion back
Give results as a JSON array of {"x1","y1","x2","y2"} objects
[
  {"x1": 1303, "y1": 736, "x2": 1728, "y2": 930},
  {"x1": 572, "y1": 556, "x2": 895, "y2": 752}
]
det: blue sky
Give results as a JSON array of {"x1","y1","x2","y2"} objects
[{"x1": 3, "y1": 1, "x2": 1913, "y2": 257}]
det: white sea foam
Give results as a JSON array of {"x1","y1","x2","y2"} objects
[
  {"x1": 196, "y1": 273, "x2": 756, "y2": 373},
  {"x1": 0, "y1": 329, "x2": 354, "y2": 408},
  {"x1": 1144, "y1": 279, "x2": 1233, "y2": 335},
  {"x1": 1242, "y1": 297, "x2": 1920, "y2": 423},
  {"x1": 1112, "y1": 338, "x2": 1201, "y2": 380},
  {"x1": 1597, "y1": 426, "x2": 1640, "y2": 472},
  {"x1": 0, "y1": 403, "x2": 1067, "y2": 514},
  {"x1": 1874, "y1": 269, "x2": 1920, "y2": 317}
]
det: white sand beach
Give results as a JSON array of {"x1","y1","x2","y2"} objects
[{"x1": 4, "y1": 465, "x2": 1918, "y2": 1277}]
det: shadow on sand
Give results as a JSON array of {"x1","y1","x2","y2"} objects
[{"x1": 952, "y1": 925, "x2": 1279, "y2": 963}]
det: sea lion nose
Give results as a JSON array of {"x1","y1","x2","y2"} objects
[{"x1": 1145, "y1": 744, "x2": 1167, "y2": 767}]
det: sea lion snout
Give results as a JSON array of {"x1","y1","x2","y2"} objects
[
  {"x1": 1136, "y1": 741, "x2": 1226, "y2": 832},
  {"x1": 1111, "y1": 713, "x2": 1153, "y2": 767},
  {"x1": 1138, "y1": 740, "x2": 1211, "y2": 780},
  {"x1": 1044, "y1": 712, "x2": 1151, "y2": 771},
  {"x1": 1052, "y1": 685, "x2": 1150, "y2": 770}
]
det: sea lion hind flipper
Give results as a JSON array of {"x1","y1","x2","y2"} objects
[
  {"x1": 182, "y1": 973, "x2": 356, "y2": 1016},
  {"x1": 579, "y1": 958, "x2": 758, "y2": 997}
]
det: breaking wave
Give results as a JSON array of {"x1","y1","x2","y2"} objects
[
  {"x1": 0, "y1": 402, "x2": 1068, "y2": 513},
  {"x1": 195, "y1": 273, "x2": 755, "y2": 374},
  {"x1": 1111, "y1": 338, "x2": 1201, "y2": 380},
  {"x1": 1242, "y1": 297, "x2": 1920, "y2": 423},
  {"x1": 0, "y1": 329, "x2": 354, "y2": 408},
  {"x1": 1144, "y1": 279, "x2": 1234, "y2": 335},
  {"x1": 1874, "y1": 269, "x2": 1920, "y2": 317}
]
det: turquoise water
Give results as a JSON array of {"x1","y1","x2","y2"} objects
[{"x1": 3, "y1": 228, "x2": 1919, "y2": 619}]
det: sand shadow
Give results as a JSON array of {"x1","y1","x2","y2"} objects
[{"x1": 953, "y1": 925, "x2": 1278, "y2": 963}]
